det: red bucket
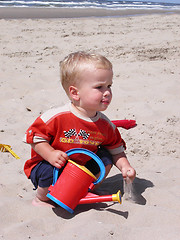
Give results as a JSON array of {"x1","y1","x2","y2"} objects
[
  {"x1": 47, "y1": 160, "x2": 96, "y2": 213},
  {"x1": 47, "y1": 148, "x2": 106, "y2": 213}
]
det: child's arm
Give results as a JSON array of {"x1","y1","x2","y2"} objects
[
  {"x1": 31, "y1": 142, "x2": 69, "y2": 169},
  {"x1": 113, "y1": 152, "x2": 136, "y2": 182}
]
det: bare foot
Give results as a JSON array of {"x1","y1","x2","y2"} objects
[{"x1": 32, "y1": 196, "x2": 57, "y2": 208}]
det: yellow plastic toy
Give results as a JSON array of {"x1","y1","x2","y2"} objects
[{"x1": 0, "y1": 144, "x2": 20, "y2": 159}]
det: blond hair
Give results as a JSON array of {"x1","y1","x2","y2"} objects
[{"x1": 60, "y1": 51, "x2": 112, "y2": 95}]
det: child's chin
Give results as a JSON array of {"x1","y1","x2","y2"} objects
[{"x1": 100, "y1": 105, "x2": 109, "y2": 111}]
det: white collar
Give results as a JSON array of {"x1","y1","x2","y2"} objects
[{"x1": 69, "y1": 103, "x2": 100, "y2": 122}]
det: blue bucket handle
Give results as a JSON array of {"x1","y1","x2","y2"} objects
[{"x1": 53, "y1": 148, "x2": 106, "y2": 186}]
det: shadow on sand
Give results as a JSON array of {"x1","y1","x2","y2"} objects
[
  {"x1": 52, "y1": 174, "x2": 154, "y2": 218},
  {"x1": 100, "y1": 174, "x2": 154, "y2": 205}
]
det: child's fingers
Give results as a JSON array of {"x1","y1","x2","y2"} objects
[
  {"x1": 122, "y1": 167, "x2": 136, "y2": 180},
  {"x1": 127, "y1": 168, "x2": 136, "y2": 180},
  {"x1": 56, "y1": 150, "x2": 68, "y2": 160},
  {"x1": 54, "y1": 159, "x2": 66, "y2": 168},
  {"x1": 55, "y1": 152, "x2": 69, "y2": 167},
  {"x1": 122, "y1": 169, "x2": 128, "y2": 179},
  {"x1": 61, "y1": 152, "x2": 69, "y2": 160}
]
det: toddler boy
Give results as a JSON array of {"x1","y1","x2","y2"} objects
[{"x1": 24, "y1": 51, "x2": 136, "y2": 206}]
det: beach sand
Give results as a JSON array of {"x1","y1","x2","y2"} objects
[{"x1": 0, "y1": 8, "x2": 180, "y2": 240}]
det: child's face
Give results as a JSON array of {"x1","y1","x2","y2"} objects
[{"x1": 76, "y1": 65, "x2": 113, "y2": 117}]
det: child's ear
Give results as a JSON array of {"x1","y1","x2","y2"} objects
[{"x1": 69, "y1": 86, "x2": 80, "y2": 101}]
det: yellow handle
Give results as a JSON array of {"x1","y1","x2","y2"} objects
[{"x1": 0, "y1": 144, "x2": 20, "y2": 159}]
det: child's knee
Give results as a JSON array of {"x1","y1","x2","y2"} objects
[
  {"x1": 105, "y1": 164, "x2": 112, "y2": 178},
  {"x1": 30, "y1": 161, "x2": 54, "y2": 189},
  {"x1": 97, "y1": 146, "x2": 113, "y2": 166}
]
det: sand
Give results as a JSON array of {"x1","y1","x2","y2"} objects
[
  {"x1": 0, "y1": 8, "x2": 180, "y2": 240},
  {"x1": 1, "y1": 7, "x2": 180, "y2": 19}
]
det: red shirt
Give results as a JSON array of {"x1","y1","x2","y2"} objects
[{"x1": 24, "y1": 103, "x2": 126, "y2": 178}]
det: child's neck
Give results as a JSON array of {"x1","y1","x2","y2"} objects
[{"x1": 71, "y1": 103, "x2": 97, "y2": 118}]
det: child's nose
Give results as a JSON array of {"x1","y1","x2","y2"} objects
[{"x1": 104, "y1": 88, "x2": 111, "y2": 96}]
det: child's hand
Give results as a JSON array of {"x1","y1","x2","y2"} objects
[
  {"x1": 113, "y1": 152, "x2": 136, "y2": 183},
  {"x1": 47, "y1": 150, "x2": 69, "y2": 168},
  {"x1": 31, "y1": 142, "x2": 69, "y2": 168},
  {"x1": 121, "y1": 166, "x2": 136, "y2": 182}
]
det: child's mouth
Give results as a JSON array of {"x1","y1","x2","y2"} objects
[{"x1": 101, "y1": 99, "x2": 110, "y2": 105}]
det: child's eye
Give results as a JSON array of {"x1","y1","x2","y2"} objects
[
  {"x1": 108, "y1": 85, "x2": 112, "y2": 88},
  {"x1": 96, "y1": 86, "x2": 102, "y2": 89}
]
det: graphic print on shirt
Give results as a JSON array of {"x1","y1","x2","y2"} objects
[
  {"x1": 64, "y1": 129, "x2": 77, "y2": 138},
  {"x1": 64, "y1": 129, "x2": 90, "y2": 139},
  {"x1": 60, "y1": 128, "x2": 102, "y2": 146}
]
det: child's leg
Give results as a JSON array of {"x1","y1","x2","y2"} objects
[
  {"x1": 30, "y1": 160, "x2": 61, "y2": 207},
  {"x1": 36, "y1": 186, "x2": 49, "y2": 201},
  {"x1": 85, "y1": 146, "x2": 113, "y2": 175},
  {"x1": 104, "y1": 164, "x2": 112, "y2": 179},
  {"x1": 97, "y1": 146, "x2": 113, "y2": 178},
  {"x1": 85, "y1": 146, "x2": 113, "y2": 189},
  {"x1": 32, "y1": 187, "x2": 57, "y2": 207}
]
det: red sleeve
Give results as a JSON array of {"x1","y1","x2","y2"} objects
[
  {"x1": 24, "y1": 116, "x2": 53, "y2": 144},
  {"x1": 101, "y1": 120, "x2": 126, "y2": 155}
]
